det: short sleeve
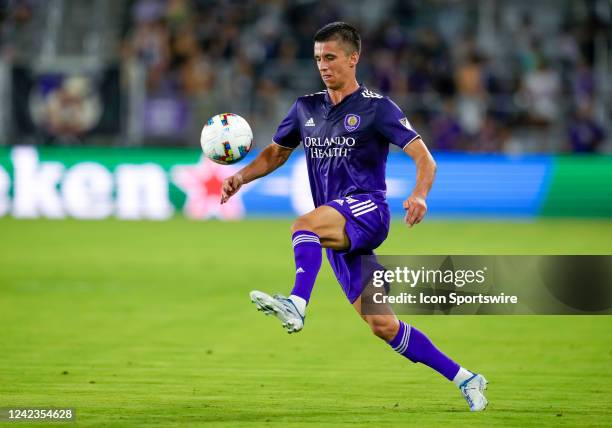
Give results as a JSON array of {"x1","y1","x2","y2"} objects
[
  {"x1": 272, "y1": 101, "x2": 301, "y2": 149},
  {"x1": 375, "y1": 98, "x2": 420, "y2": 149}
]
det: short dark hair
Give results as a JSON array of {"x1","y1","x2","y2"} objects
[{"x1": 313, "y1": 22, "x2": 361, "y2": 54}]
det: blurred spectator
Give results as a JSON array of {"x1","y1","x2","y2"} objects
[
  {"x1": 513, "y1": 15, "x2": 540, "y2": 73},
  {"x1": 179, "y1": 50, "x2": 214, "y2": 96},
  {"x1": 166, "y1": 0, "x2": 191, "y2": 31},
  {"x1": 573, "y1": 60, "x2": 595, "y2": 108},
  {"x1": 555, "y1": 22, "x2": 580, "y2": 72},
  {"x1": 8, "y1": 0, "x2": 32, "y2": 24},
  {"x1": 499, "y1": 125, "x2": 525, "y2": 155},
  {"x1": 0, "y1": 0, "x2": 33, "y2": 59},
  {"x1": 262, "y1": 37, "x2": 299, "y2": 91},
  {"x1": 521, "y1": 58, "x2": 561, "y2": 126},
  {"x1": 456, "y1": 52, "x2": 486, "y2": 98},
  {"x1": 455, "y1": 52, "x2": 487, "y2": 134},
  {"x1": 123, "y1": 0, "x2": 171, "y2": 93},
  {"x1": 568, "y1": 103, "x2": 605, "y2": 153},
  {"x1": 407, "y1": 53, "x2": 432, "y2": 94},
  {"x1": 430, "y1": 99, "x2": 464, "y2": 151},
  {"x1": 472, "y1": 113, "x2": 504, "y2": 153}
]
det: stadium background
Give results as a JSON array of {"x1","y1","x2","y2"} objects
[{"x1": 1, "y1": 0, "x2": 611, "y2": 426}]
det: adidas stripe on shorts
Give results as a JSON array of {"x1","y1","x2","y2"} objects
[{"x1": 324, "y1": 193, "x2": 391, "y2": 303}]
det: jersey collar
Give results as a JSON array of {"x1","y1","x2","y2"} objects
[
  {"x1": 325, "y1": 84, "x2": 365, "y2": 108},
  {"x1": 323, "y1": 83, "x2": 364, "y2": 116}
]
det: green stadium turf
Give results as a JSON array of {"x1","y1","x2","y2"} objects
[{"x1": 1, "y1": 218, "x2": 611, "y2": 427}]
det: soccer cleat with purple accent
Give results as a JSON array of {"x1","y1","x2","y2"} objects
[
  {"x1": 249, "y1": 290, "x2": 305, "y2": 334},
  {"x1": 459, "y1": 373, "x2": 489, "y2": 411}
]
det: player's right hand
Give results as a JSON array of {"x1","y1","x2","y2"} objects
[{"x1": 221, "y1": 173, "x2": 244, "y2": 204}]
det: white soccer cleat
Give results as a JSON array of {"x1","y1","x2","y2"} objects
[
  {"x1": 459, "y1": 373, "x2": 488, "y2": 412},
  {"x1": 249, "y1": 290, "x2": 305, "y2": 334}
]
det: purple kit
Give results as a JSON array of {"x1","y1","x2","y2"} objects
[{"x1": 273, "y1": 85, "x2": 420, "y2": 302}]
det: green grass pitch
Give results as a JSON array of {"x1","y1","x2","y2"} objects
[{"x1": 1, "y1": 218, "x2": 611, "y2": 427}]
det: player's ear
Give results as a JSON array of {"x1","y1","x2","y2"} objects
[{"x1": 349, "y1": 51, "x2": 359, "y2": 67}]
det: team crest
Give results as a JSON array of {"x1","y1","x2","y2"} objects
[{"x1": 344, "y1": 114, "x2": 361, "y2": 132}]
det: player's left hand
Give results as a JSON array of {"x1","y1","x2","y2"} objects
[{"x1": 403, "y1": 195, "x2": 427, "y2": 227}]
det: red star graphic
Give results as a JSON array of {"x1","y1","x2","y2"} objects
[
  {"x1": 171, "y1": 156, "x2": 245, "y2": 219},
  {"x1": 203, "y1": 173, "x2": 223, "y2": 197}
]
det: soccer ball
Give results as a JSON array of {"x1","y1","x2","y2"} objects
[{"x1": 201, "y1": 113, "x2": 253, "y2": 165}]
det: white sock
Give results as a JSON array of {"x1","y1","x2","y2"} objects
[
  {"x1": 452, "y1": 367, "x2": 474, "y2": 387},
  {"x1": 289, "y1": 295, "x2": 307, "y2": 315}
]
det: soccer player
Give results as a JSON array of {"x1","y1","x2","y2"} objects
[{"x1": 221, "y1": 22, "x2": 488, "y2": 411}]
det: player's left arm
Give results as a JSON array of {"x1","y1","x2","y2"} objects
[{"x1": 402, "y1": 138, "x2": 436, "y2": 227}]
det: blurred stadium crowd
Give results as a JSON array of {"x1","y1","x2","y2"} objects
[{"x1": 1, "y1": 0, "x2": 610, "y2": 152}]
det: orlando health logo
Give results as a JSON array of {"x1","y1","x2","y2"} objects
[{"x1": 303, "y1": 136, "x2": 356, "y2": 158}]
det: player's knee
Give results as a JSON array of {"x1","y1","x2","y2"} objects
[
  {"x1": 367, "y1": 316, "x2": 399, "y2": 341},
  {"x1": 291, "y1": 216, "x2": 315, "y2": 234}
]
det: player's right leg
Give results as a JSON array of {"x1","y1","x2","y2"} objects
[
  {"x1": 353, "y1": 296, "x2": 488, "y2": 411},
  {"x1": 250, "y1": 205, "x2": 348, "y2": 333}
]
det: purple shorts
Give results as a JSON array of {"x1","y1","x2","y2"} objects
[{"x1": 324, "y1": 193, "x2": 391, "y2": 303}]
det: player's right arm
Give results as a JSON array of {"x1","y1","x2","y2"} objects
[
  {"x1": 222, "y1": 100, "x2": 302, "y2": 204},
  {"x1": 220, "y1": 143, "x2": 293, "y2": 204}
]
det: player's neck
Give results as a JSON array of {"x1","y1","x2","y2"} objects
[{"x1": 327, "y1": 80, "x2": 360, "y2": 105}]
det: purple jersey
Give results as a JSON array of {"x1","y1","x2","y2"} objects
[{"x1": 273, "y1": 85, "x2": 420, "y2": 207}]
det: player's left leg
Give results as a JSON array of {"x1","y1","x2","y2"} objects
[
  {"x1": 250, "y1": 205, "x2": 348, "y2": 333},
  {"x1": 353, "y1": 297, "x2": 488, "y2": 411}
]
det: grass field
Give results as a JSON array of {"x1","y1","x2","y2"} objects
[{"x1": 1, "y1": 218, "x2": 611, "y2": 427}]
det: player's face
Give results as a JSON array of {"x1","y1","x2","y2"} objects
[{"x1": 314, "y1": 40, "x2": 359, "y2": 90}]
